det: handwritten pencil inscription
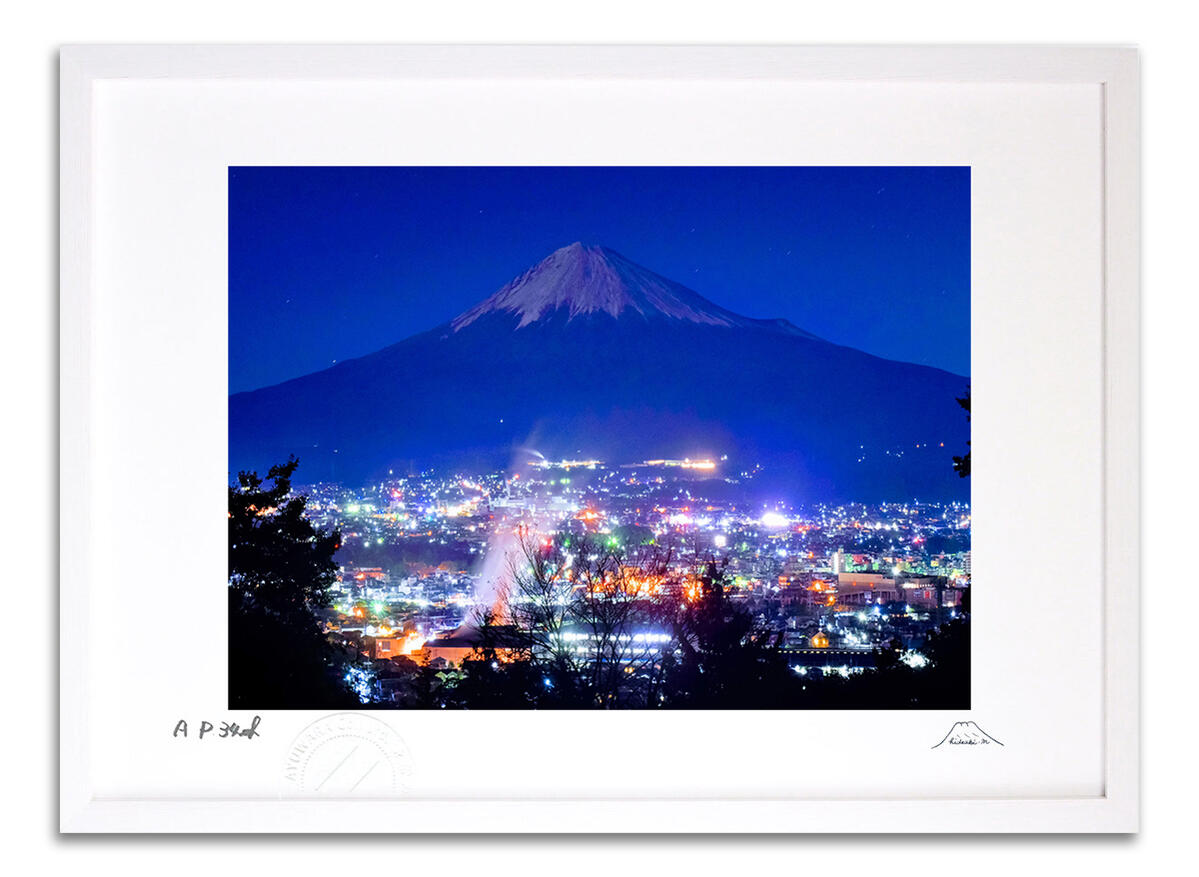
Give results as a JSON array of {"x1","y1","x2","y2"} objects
[{"x1": 172, "y1": 716, "x2": 261, "y2": 740}]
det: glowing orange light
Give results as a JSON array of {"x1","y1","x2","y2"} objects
[{"x1": 398, "y1": 630, "x2": 427, "y2": 655}]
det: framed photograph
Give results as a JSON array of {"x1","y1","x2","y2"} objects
[{"x1": 60, "y1": 45, "x2": 1139, "y2": 832}]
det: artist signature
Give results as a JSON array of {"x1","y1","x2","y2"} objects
[
  {"x1": 173, "y1": 716, "x2": 261, "y2": 740},
  {"x1": 931, "y1": 720, "x2": 1003, "y2": 748}
]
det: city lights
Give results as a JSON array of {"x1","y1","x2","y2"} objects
[
  {"x1": 760, "y1": 511, "x2": 788, "y2": 528},
  {"x1": 228, "y1": 173, "x2": 972, "y2": 712},
  {"x1": 254, "y1": 455, "x2": 968, "y2": 708}
]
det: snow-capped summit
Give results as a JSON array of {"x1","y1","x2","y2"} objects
[
  {"x1": 451, "y1": 242, "x2": 782, "y2": 332},
  {"x1": 230, "y1": 241, "x2": 969, "y2": 500}
]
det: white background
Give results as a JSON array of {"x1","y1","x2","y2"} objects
[{"x1": 3, "y1": 0, "x2": 1191, "y2": 870}]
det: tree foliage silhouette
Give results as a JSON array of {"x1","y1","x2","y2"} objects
[
  {"x1": 488, "y1": 531, "x2": 672, "y2": 708},
  {"x1": 659, "y1": 561, "x2": 794, "y2": 708},
  {"x1": 228, "y1": 457, "x2": 358, "y2": 708},
  {"x1": 952, "y1": 388, "x2": 971, "y2": 478}
]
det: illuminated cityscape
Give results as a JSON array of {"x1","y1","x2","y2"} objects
[
  {"x1": 228, "y1": 166, "x2": 970, "y2": 709},
  {"x1": 293, "y1": 456, "x2": 970, "y2": 706}
]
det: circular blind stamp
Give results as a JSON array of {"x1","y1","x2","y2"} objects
[{"x1": 283, "y1": 713, "x2": 413, "y2": 796}]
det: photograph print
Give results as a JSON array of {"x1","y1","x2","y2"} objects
[{"x1": 228, "y1": 166, "x2": 971, "y2": 710}]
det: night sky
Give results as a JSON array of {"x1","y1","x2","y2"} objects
[{"x1": 229, "y1": 166, "x2": 969, "y2": 393}]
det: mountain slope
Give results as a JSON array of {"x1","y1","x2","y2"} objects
[
  {"x1": 230, "y1": 243, "x2": 970, "y2": 501},
  {"x1": 452, "y1": 242, "x2": 817, "y2": 339}
]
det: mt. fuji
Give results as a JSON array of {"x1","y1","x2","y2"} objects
[
  {"x1": 452, "y1": 242, "x2": 816, "y2": 337},
  {"x1": 229, "y1": 243, "x2": 969, "y2": 500}
]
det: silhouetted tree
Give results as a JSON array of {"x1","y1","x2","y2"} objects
[
  {"x1": 494, "y1": 531, "x2": 670, "y2": 708},
  {"x1": 915, "y1": 616, "x2": 971, "y2": 708},
  {"x1": 228, "y1": 457, "x2": 359, "y2": 708},
  {"x1": 953, "y1": 388, "x2": 971, "y2": 478},
  {"x1": 874, "y1": 636, "x2": 905, "y2": 673},
  {"x1": 660, "y1": 561, "x2": 795, "y2": 708}
]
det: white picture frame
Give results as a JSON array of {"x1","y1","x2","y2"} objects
[{"x1": 59, "y1": 44, "x2": 1139, "y2": 833}]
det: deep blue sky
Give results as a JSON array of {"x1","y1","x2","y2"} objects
[{"x1": 229, "y1": 166, "x2": 969, "y2": 393}]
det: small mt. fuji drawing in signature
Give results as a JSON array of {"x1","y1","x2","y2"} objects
[{"x1": 932, "y1": 721, "x2": 1004, "y2": 748}]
